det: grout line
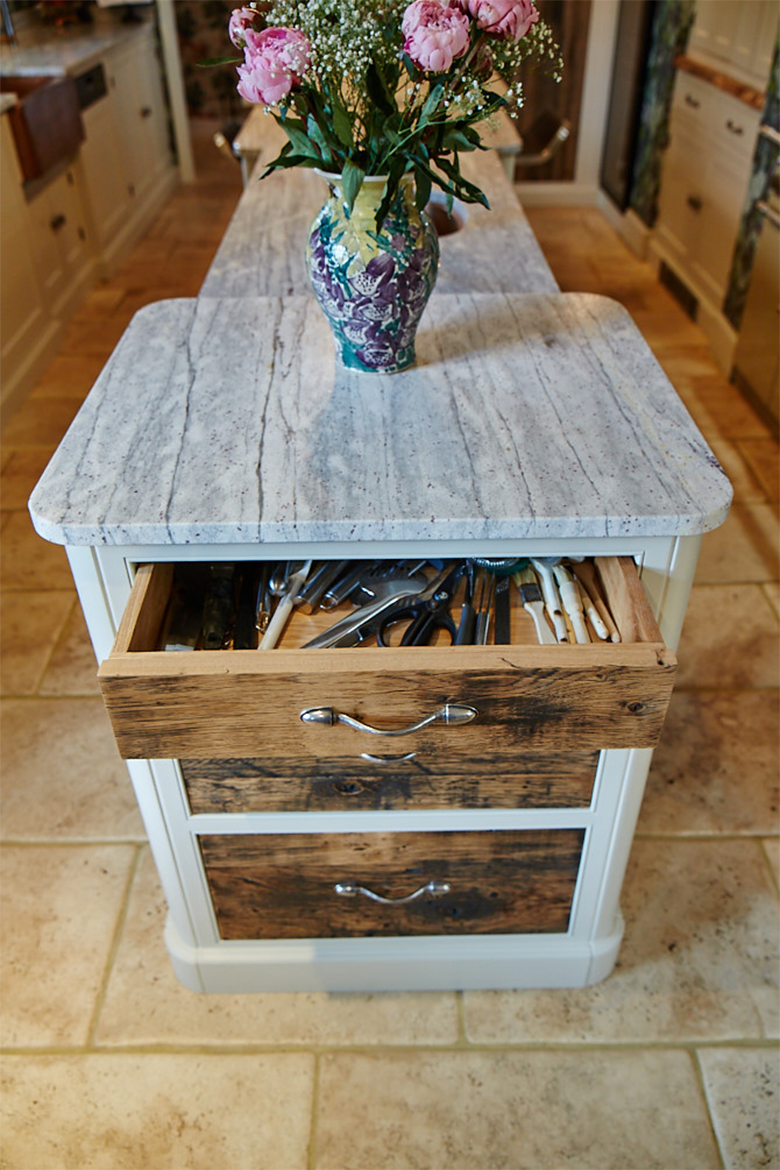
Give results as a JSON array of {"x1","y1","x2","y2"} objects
[
  {"x1": 307, "y1": 1052, "x2": 321, "y2": 1170},
  {"x1": 85, "y1": 844, "x2": 143, "y2": 1049},
  {"x1": 691, "y1": 1047, "x2": 727, "y2": 1170}
]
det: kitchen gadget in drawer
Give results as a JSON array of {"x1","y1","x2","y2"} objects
[
  {"x1": 198, "y1": 828, "x2": 585, "y2": 940},
  {"x1": 98, "y1": 556, "x2": 676, "y2": 760}
]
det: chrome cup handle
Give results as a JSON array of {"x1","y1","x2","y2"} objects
[
  {"x1": 300, "y1": 703, "x2": 477, "y2": 737},
  {"x1": 334, "y1": 880, "x2": 451, "y2": 905}
]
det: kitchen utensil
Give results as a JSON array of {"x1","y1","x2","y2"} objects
[
  {"x1": 375, "y1": 563, "x2": 464, "y2": 647},
  {"x1": 474, "y1": 570, "x2": 494, "y2": 645},
  {"x1": 233, "y1": 563, "x2": 261, "y2": 649},
  {"x1": 552, "y1": 562, "x2": 590, "y2": 644},
  {"x1": 321, "y1": 561, "x2": 372, "y2": 608},
  {"x1": 259, "y1": 560, "x2": 312, "y2": 649},
  {"x1": 201, "y1": 564, "x2": 235, "y2": 650},
  {"x1": 571, "y1": 560, "x2": 620, "y2": 642},
  {"x1": 455, "y1": 561, "x2": 476, "y2": 645},
  {"x1": 296, "y1": 559, "x2": 350, "y2": 613},
  {"x1": 514, "y1": 566, "x2": 556, "y2": 644},
  {"x1": 530, "y1": 557, "x2": 569, "y2": 643},
  {"x1": 493, "y1": 576, "x2": 512, "y2": 644},
  {"x1": 302, "y1": 572, "x2": 429, "y2": 649}
]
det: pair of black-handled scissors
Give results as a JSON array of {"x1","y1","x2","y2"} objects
[{"x1": 375, "y1": 563, "x2": 466, "y2": 647}]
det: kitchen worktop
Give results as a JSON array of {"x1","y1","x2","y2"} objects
[
  {"x1": 0, "y1": 10, "x2": 152, "y2": 77},
  {"x1": 200, "y1": 115, "x2": 558, "y2": 299},
  {"x1": 28, "y1": 290, "x2": 732, "y2": 548}
]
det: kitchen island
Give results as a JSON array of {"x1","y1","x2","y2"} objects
[{"x1": 29, "y1": 118, "x2": 732, "y2": 993}]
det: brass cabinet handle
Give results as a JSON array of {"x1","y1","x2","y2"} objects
[
  {"x1": 334, "y1": 880, "x2": 451, "y2": 904},
  {"x1": 300, "y1": 703, "x2": 477, "y2": 737}
]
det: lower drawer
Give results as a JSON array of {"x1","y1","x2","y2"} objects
[
  {"x1": 199, "y1": 829, "x2": 585, "y2": 940},
  {"x1": 181, "y1": 753, "x2": 599, "y2": 813}
]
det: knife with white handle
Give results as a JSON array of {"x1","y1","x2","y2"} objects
[{"x1": 259, "y1": 560, "x2": 312, "y2": 649}]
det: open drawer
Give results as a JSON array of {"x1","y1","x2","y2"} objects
[{"x1": 98, "y1": 556, "x2": 676, "y2": 760}]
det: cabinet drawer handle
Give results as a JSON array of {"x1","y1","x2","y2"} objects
[
  {"x1": 684, "y1": 94, "x2": 700, "y2": 109},
  {"x1": 334, "y1": 880, "x2": 451, "y2": 904},
  {"x1": 360, "y1": 751, "x2": 418, "y2": 764},
  {"x1": 687, "y1": 194, "x2": 703, "y2": 212},
  {"x1": 300, "y1": 703, "x2": 477, "y2": 737},
  {"x1": 726, "y1": 120, "x2": 744, "y2": 136}
]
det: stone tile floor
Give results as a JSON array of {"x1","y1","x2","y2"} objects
[{"x1": 0, "y1": 125, "x2": 777, "y2": 1168}]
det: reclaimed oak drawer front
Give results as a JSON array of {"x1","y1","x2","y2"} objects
[
  {"x1": 180, "y1": 752, "x2": 600, "y2": 813},
  {"x1": 199, "y1": 829, "x2": 585, "y2": 940},
  {"x1": 98, "y1": 557, "x2": 676, "y2": 760}
]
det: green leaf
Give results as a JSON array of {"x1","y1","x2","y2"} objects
[
  {"x1": 420, "y1": 79, "x2": 445, "y2": 124},
  {"x1": 376, "y1": 157, "x2": 406, "y2": 225},
  {"x1": 330, "y1": 97, "x2": 354, "y2": 150},
  {"x1": 413, "y1": 165, "x2": 432, "y2": 211},
  {"x1": 366, "y1": 61, "x2": 395, "y2": 116},
  {"x1": 196, "y1": 55, "x2": 241, "y2": 68},
  {"x1": 282, "y1": 123, "x2": 323, "y2": 161},
  {"x1": 307, "y1": 115, "x2": 334, "y2": 166},
  {"x1": 341, "y1": 159, "x2": 366, "y2": 216}
]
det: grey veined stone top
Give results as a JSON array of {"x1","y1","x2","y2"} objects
[{"x1": 29, "y1": 292, "x2": 732, "y2": 548}]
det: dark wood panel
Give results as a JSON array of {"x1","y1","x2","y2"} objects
[
  {"x1": 199, "y1": 829, "x2": 585, "y2": 940},
  {"x1": 181, "y1": 752, "x2": 599, "y2": 813}
]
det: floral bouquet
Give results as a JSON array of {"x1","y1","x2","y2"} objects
[{"x1": 219, "y1": 0, "x2": 561, "y2": 222}]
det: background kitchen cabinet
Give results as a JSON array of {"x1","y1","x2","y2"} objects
[
  {"x1": 26, "y1": 164, "x2": 93, "y2": 319},
  {"x1": 0, "y1": 115, "x2": 58, "y2": 406},
  {"x1": 688, "y1": 0, "x2": 778, "y2": 86}
]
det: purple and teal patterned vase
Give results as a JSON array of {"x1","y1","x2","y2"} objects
[{"x1": 306, "y1": 173, "x2": 439, "y2": 374}]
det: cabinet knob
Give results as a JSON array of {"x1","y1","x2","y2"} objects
[
  {"x1": 140, "y1": 106, "x2": 153, "y2": 119},
  {"x1": 50, "y1": 214, "x2": 66, "y2": 232},
  {"x1": 687, "y1": 194, "x2": 703, "y2": 212}
]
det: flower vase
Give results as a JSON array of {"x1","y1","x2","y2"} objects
[{"x1": 306, "y1": 173, "x2": 439, "y2": 374}]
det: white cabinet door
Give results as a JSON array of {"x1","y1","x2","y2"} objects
[
  {"x1": 79, "y1": 92, "x2": 133, "y2": 248},
  {"x1": 110, "y1": 35, "x2": 172, "y2": 207},
  {"x1": 26, "y1": 166, "x2": 93, "y2": 316},
  {"x1": 0, "y1": 118, "x2": 47, "y2": 375}
]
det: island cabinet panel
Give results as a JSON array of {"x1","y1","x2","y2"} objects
[
  {"x1": 199, "y1": 829, "x2": 586, "y2": 940},
  {"x1": 98, "y1": 557, "x2": 676, "y2": 761},
  {"x1": 180, "y1": 752, "x2": 600, "y2": 813}
]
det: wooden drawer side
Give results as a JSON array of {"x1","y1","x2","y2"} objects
[{"x1": 199, "y1": 829, "x2": 585, "y2": 940}]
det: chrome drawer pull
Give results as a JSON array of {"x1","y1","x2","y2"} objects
[
  {"x1": 300, "y1": 703, "x2": 477, "y2": 737},
  {"x1": 334, "y1": 880, "x2": 451, "y2": 904},
  {"x1": 360, "y1": 751, "x2": 418, "y2": 764}
]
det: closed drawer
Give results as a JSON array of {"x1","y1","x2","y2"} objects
[
  {"x1": 199, "y1": 829, "x2": 585, "y2": 939},
  {"x1": 180, "y1": 752, "x2": 600, "y2": 813},
  {"x1": 98, "y1": 556, "x2": 676, "y2": 760},
  {"x1": 672, "y1": 72, "x2": 760, "y2": 161}
]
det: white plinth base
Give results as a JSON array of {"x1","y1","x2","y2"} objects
[{"x1": 165, "y1": 915, "x2": 624, "y2": 994}]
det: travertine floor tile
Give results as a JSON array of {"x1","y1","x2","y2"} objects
[
  {"x1": 314, "y1": 1049, "x2": 720, "y2": 1169},
  {"x1": 698, "y1": 1047, "x2": 779, "y2": 1170},
  {"x1": 0, "y1": 591, "x2": 73, "y2": 694},
  {"x1": 641, "y1": 691, "x2": 779, "y2": 835},
  {"x1": 0, "y1": 699, "x2": 144, "y2": 840},
  {"x1": 0, "y1": 447, "x2": 56, "y2": 510},
  {"x1": 695, "y1": 503, "x2": 779, "y2": 583},
  {"x1": 737, "y1": 438, "x2": 780, "y2": 503},
  {"x1": 0, "y1": 511, "x2": 72, "y2": 590},
  {"x1": 463, "y1": 839, "x2": 777, "y2": 1043},
  {"x1": 0, "y1": 1053, "x2": 313, "y2": 1170},
  {"x1": 0, "y1": 845, "x2": 135, "y2": 1047},
  {"x1": 707, "y1": 438, "x2": 772, "y2": 503},
  {"x1": 38, "y1": 602, "x2": 100, "y2": 695},
  {"x1": 96, "y1": 849, "x2": 459, "y2": 1047},
  {"x1": 675, "y1": 583, "x2": 779, "y2": 688}
]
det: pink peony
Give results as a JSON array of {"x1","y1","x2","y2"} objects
[
  {"x1": 228, "y1": 7, "x2": 258, "y2": 50},
  {"x1": 236, "y1": 26, "x2": 311, "y2": 105},
  {"x1": 461, "y1": 0, "x2": 539, "y2": 40},
  {"x1": 402, "y1": 1, "x2": 470, "y2": 73}
]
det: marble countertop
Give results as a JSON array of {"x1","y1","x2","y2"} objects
[
  {"x1": 0, "y1": 13, "x2": 151, "y2": 78},
  {"x1": 29, "y1": 292, "x2": 732, "y2": 548},
  {"x1": 201, "y1": 114, "x2": 558, "y2": 299}
]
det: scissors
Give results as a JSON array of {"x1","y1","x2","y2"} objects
[{"x1": 374, "y1": 562, "x2": 465, "y2": 647}]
